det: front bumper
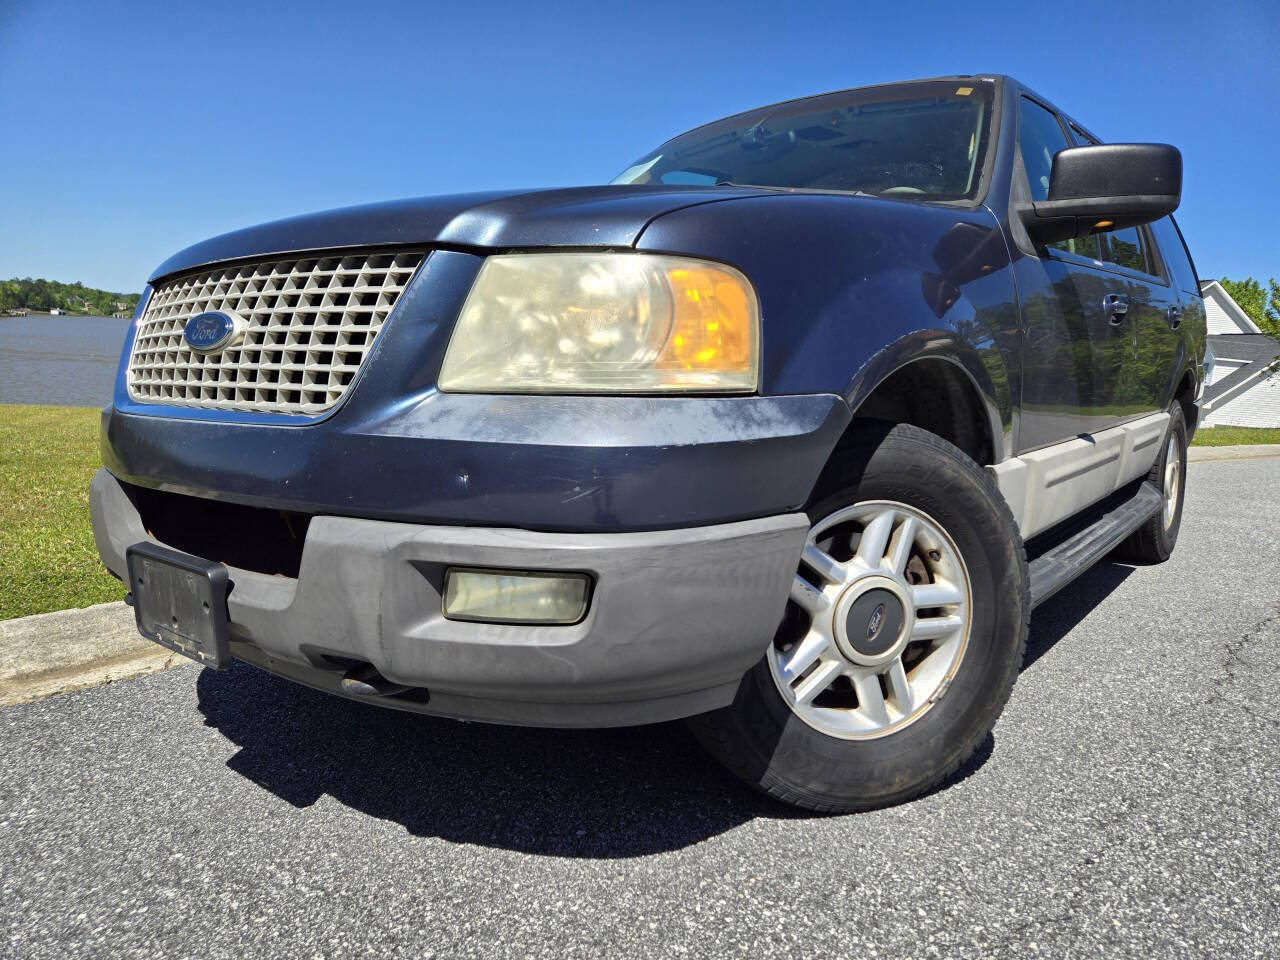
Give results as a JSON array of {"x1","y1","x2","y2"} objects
[
  {"x1": 100, "y1": 392, "x2": 848, "y2": 533},
  {"x1": 91, "y1": 469, "x2": 808, "y2": 726}
]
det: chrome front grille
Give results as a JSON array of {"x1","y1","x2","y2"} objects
[{"x1": 126, "y1": 250, "x2": 425, "y2": 416}]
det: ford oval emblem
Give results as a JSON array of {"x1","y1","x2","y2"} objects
[
  {"x1": 183, "y1": 311, "x2": 241, "y2": 354},
  {"x1": 867, "y1": 603, "x2": 886, "y2": 642}
]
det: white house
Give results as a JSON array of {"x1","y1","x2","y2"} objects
[
  {"x1": 1198, "y1": 281, "x2": 1280, "y2": 429},
  {"x1": 1200, "y1": 280, "x2": 1263, "y2": 335}
]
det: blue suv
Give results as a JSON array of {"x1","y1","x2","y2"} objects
[{"x1": 91, "y1": 76, "x2": 1205, "y2": 811}]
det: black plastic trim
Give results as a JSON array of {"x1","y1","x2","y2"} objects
[{"x1": 1027, "y1": 481, "x2": 1162, "y2": 608}]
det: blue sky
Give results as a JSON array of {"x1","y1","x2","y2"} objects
[{"x1": 1, "y1": 0, "x2": 1276, "y2": 293}]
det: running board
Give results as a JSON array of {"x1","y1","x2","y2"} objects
[{"x1": 1027, "y1": 481, "x2": 1163, "y2": 608}]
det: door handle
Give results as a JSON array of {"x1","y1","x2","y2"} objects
[
  {"x1": 1104, "y1": 293, "x2": 1130, "y2": 324},
  {"x1": 1166, "y1": 305, "x2": 1182, "y2": 330}
]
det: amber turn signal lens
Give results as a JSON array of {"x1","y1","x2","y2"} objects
[{"x1": 658, "y1": 265, "x2": 756, "y2": 374}]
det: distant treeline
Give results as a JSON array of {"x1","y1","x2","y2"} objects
[{"x1": 1, "y1": 277, "x2": 141, "y2": 316}]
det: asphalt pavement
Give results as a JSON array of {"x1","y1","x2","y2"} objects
[{"x1": 3, "y1": 458, "x2": 1278, "y2": 959}]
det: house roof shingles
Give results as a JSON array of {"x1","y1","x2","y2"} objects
[
  {"x1": 1209, "y1": 333, "x2": 1280, "y2": 363},
  {"x1": 1204, "y1": 333, "x2": 1280, "y2": 406}
]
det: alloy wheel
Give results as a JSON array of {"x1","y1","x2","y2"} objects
[{"x1": 768, "y1": 500, "x2": 973, "y2": 740}]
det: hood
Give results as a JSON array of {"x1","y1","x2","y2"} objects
[{"x1": 148, "y1": 185, "x2": 769, "y2": 282}]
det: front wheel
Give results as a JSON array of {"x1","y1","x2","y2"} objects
[{"x1": 688, "y1": 423, "x2": 1029, "y2": 812}]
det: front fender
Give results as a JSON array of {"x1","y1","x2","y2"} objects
[
  {"x1": 843, "y1": 330, "x2": 1010, "y2": 460},
  {"x1": 636, "y1": 193, "x2": 1019, "y2": 458}
]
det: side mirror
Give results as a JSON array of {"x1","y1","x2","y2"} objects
[{"x1": 1019, "y1": 143, "x2": 1182, "y2": 245}]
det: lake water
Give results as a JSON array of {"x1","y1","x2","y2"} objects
[{"x1": 0, "y1": 315, "x2": 131, "y2": 407}]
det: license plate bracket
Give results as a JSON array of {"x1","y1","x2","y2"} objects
[{"x1": 125, "y1": 542, "x2": 231, "y2": 669}]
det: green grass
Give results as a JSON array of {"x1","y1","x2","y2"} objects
[
  {"x1": 1191, "y1": 425, "x2": 1280, "y2": 447},
  {"x1": 0, "y1": 404, "x2": 121, "y2": 620}
]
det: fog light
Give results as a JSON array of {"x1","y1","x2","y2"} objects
[{"x1": 442, "y1": 568, "x2": 591, "y2": 625}]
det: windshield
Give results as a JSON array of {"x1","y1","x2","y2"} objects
[{"x1": 612, "y1": 80, "x2": 994, "y2": 201}]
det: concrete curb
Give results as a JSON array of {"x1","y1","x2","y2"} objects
[
  {"x1": 0, "y1": 601, "x2": 185, "y2": 707},
  {"x1": 1189, "y1": 443, "x2": 1280, "y2": 462}
]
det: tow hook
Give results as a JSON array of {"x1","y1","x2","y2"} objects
[{"x1": 340, "y1": 663, "x2": 411, "y2": 698}]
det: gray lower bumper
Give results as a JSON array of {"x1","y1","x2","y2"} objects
[{"x1": 90, "y1": 469, "x2": 808, "y2": 727}]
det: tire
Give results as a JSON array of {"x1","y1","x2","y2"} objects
[
  {"x1": 688, "y1": 421, "x2": 1029, "y2": 813},
  {"x1": 1113, "y1": 401, "x2": 1187, "y2": 564}
]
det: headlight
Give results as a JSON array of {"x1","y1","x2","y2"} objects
[{"x1": 438, "y1": 253, "x2": 759, "y2": 393}]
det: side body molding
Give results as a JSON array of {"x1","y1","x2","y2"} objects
[{"x1": 989, "y1": 411, "x2": 1170, "y2": 539}]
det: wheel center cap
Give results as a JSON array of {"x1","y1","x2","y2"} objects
[
  {"x1": 832, "y1": 576, "x2": 913, "y2": 666},
  {"x1": 846, "y1": 589, "x2": 903, "y2": 657}
]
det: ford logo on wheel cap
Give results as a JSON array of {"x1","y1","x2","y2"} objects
[
  {"x1": 182, "y1": 310, "x2": 243, "y2": 354},
  {"x1": 867, "y1": 603, "x2": 886, "y2": 642}
]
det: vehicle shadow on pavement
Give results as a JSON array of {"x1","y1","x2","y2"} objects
[
  {"x1": 191, "y1": 554, "x2": 1133, "y2": 857},
  {"x1": 196, "y1": 660, "x2": 996, "y2": 854},
  {"x1": 1024, "y1": 560, "x2": 1134, "y2": 670},
  {"x1": 195, "y1": 662, "x2": 810, "y2": 857}
]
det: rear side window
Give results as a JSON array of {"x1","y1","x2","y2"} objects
[
  {"x1": 1052, "y1": 234, "x2": 1103, "y2": 261},
  {"x1": 1150, "y1": 217, "x2": 1200, "y2": 295},
  {"x1": 1104, "y1": 226, "x2": 1145, "y2": 273},
  {"x1": 1017, "y1": 97, "x2": 1070, "y2": 202}
]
